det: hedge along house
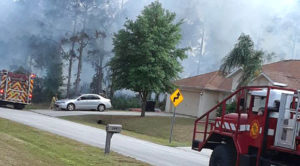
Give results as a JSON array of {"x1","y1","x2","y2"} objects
[
  {"x1": 165, "y1": 71, "x2": 233, "y2": 117},
  {"x1": 165, "y1": 60, "x2": 300, "y2": 117}
]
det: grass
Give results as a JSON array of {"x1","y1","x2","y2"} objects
[
  {"x1": 0, "y1": 118, "x2": 147, "y2": 166},
  {"x1": 61, "y1": 115, "x2": 197, "y2": 147}
]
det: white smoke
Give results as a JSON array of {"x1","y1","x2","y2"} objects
[{"x1": 0, "y1": 0, "x2": 299, "y2": 80}]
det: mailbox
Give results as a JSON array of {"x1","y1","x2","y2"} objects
[
  {"x1": 106, "y1": 124, "x2": 122, "y2": 133},
  {"x1": 105, "y1": 124, "x2": 122, "y2": 154}
]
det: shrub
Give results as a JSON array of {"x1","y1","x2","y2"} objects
[
  {"x1": 111, "y1": 95, "x2": 141, "y2": 110},
  {"x1": 216, "y1": 101, "x2": 237, "y2": 117}
]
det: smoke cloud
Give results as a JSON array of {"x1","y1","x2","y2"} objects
[{"x1": 0, "y1": 0, "x2": 299, "y2": 81}]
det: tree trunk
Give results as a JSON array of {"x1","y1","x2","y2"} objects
[
  {"x1": 97, "y1": 54, "x2": 104, "y2": 94},
  {"x1": 96, "y1": 67, "x2": 103, "y2": 94},
  {"x1": 66, "y1": 18, "x2": 77, "y2": 98},
  {"x1": 109, "y1": 77, "x2": 114, "y2": 99},
  {"x1": 66, "y1": 52, "x2": 73, "y2": 98},
  {"x1": 74, "y1": 44, "x2": 83, "y2": 95},
  {"x1": 140, "y1": 91, "x2": 148, "y2": 117},
  {"x1": 67, "y1": 45, "x2": 76, "y2": 98},
  {"x1": 155, "y1": 92, "x2": 159, "y2": 108},
  {"x1": 95, "y1": 69, "x2": 100, "y2": 94},
  {"x1": 141, "y1": 99, "x2": 146, "y2": 117},
  {"x1": 74, "y1": 7, "x2": 88, "y2": 96}
]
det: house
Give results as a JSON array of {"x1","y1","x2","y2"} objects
[
  {"x1": 165, "y1": 71, "x2": 232, "y2": 117},
  {"x1": 248, "y1": 60, "x2": 300, "y2": 89},
  {"x1": 165, "y1": 60, "x2": 300, "y2": 117}
]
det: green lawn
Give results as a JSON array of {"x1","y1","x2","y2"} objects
[
  {"x1": 0, "y1": 118, "x2": 147, "y2": 166},
  {"x1": 61, "y1": 115, "x2": 197, "y2": 147}
]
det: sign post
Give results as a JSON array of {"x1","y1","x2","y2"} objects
[{"x1": 169, "y1": 89, "x2": 184, "y2": 143}]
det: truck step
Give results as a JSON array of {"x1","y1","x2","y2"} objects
[{"x1": 192, "y1": 140, "x2": 202, "y2": 150}]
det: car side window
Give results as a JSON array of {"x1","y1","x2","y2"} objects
[
  {"x1": 90, "y1": 95, "x2": 100, "y2": 100},
  {"x1": 80, "y1": 96, "x2": 88, "y2": 100}
]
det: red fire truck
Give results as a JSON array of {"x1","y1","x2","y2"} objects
[
  {"x1": 192, "y1": 86, "x2": 300, "y2": 166},
  {"x1": 0, "y1": 70, "x2": 35, "y2": 109}
]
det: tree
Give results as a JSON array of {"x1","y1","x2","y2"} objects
[
  {"x1": 72, "y1": 0, "x2": 118, "y2": 96},
  {"x1": 61, "y1": 34, "x2": 77, "y2": 98},
  {"x1": 220, "y1": 33, "x2": 264, "y2": 87},
  {"x1": 27, "y1": 35, "x2": 64, "y2": 102},
  {"x1": 86, "y1": 0, "x2": 122, "y2": 96},
  {"x1": 74, "y1": 31, "x2": 89, "y2": 95},
  {"x1": 87, "y1": 32, "x2": 106, "y2": 94},
  {"x1": 44, "y1": 61, "x2": 63, "y2": 99},
  {"x1": 109, "y1": 1, "x2": 187, "y2": 117}
]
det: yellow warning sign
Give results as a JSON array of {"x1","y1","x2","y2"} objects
[{"x1": 170, "y1": 89, "x2": 184, "y2": 107}]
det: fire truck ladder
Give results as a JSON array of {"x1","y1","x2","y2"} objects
[{"x1": 274, "y1": 91, "x2": 300, "y2": 150}]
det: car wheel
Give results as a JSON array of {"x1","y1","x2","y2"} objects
[
  {"x1": 67, "y1": 103, "x2": 75, "y2": 111},
  {"x1": 97, "y1": 104, "x2": 105, "y2": 112},
  {"x1": 209, "y1": 144, "x2": 236, "y2": 166}
]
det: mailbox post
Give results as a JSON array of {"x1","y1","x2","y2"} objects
[{"x1": 105, "y1": 124, "x2": 122, "y2": 154}]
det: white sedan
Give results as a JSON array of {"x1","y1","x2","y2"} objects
[{"x1": 55, "y1": 94, "x2": 112, "y2": 111}]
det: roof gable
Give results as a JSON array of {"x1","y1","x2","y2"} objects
[
  {"x1": 175, "y1": 71, "x2": 232, "y2": 92},
  {"x1": 262, "y1": 60, "x2": 300, "y2": 89}
]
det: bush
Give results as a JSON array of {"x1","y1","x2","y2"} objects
[
  {"x1": 216, "y1": 102, "x2": 237, "y2": 117},
  {"x1": 111, "y1": 95, "x2": 141, "y2": 110}
]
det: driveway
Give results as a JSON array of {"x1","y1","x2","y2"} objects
[
  {"x1": 30, "y1": 109, "x2": 193, "y2": 118},
  {"x1": 0, "y1": 107, "x2": 210, "y2": 166}
]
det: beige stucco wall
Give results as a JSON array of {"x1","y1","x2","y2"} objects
[
  {"x1": 166, "y1": 90, "x2": 201, "y2": 117},
  {"x1": 165, "y1": 89, "x2": 229, "y2": 118},
  {"x1": 231, "y1": 71, "x2": 243, "y2": 90},
  {"x1": 248, "y1": 76, "x2": 271, "y2": 86},
  {"x1": 199, "y1": 90, "x2": 229, "y2": 118}
]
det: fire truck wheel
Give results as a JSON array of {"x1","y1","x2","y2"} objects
[
  {"x1": 97, "y1": 104, "x2": 105, "y2": 112},
  {"x1": 67, "y1": 103, "x2": 75, "y2": 111},
  {"x1": 209, "y1": 144, "x2": 236, "y2": 166}
]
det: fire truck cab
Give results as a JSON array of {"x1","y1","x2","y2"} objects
[{"x1": 192, "y1": 86, "x2": 300, "y2": 166}]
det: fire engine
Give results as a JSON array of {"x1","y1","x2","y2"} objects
[
  {"x1": 0, "y1": 70, "x2": 35, "y2": 109},
  {"x1": 192, "y1": 86, "x2": 300, "y2": 166}
]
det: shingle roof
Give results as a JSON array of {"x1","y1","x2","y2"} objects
[
  {"x1": 262, "y1": 60, "x2": 300, "y2": 89},
  {"x1": 175, "y1": 60, "x2": 300, "y2": 91},
  {"x1": 175, "y1": 71, "x2": 232, "y2": 92}
]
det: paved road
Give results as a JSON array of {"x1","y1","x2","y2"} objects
[
  {"x1": 30, "y1": 109, "x2": 193, "y2": 118},
  {"x1": 0, "y1": 107, "x2": 210, "y2": 166}
]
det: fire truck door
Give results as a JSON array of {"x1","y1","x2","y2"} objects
[{"x1": 274, "y1": 93, "x2": 299, "y2": 150}]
